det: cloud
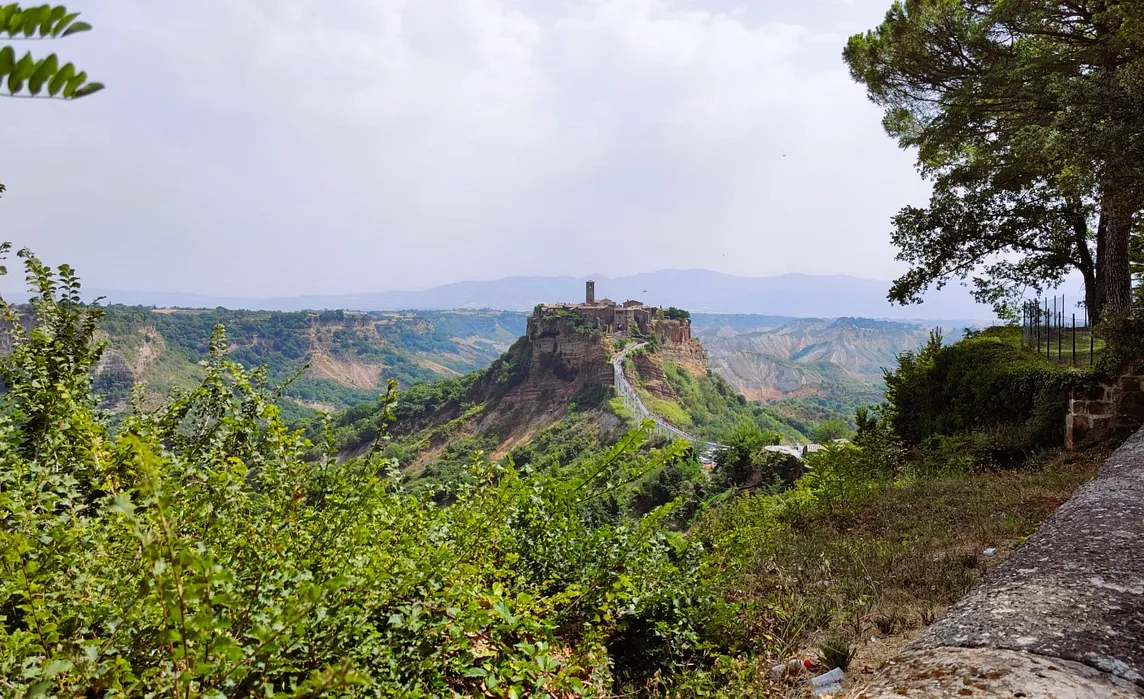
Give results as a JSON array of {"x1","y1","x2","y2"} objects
[{"x1": 1, "y1": 0, "x2": 935, "y2": 300}]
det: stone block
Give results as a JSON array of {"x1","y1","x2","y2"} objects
[
  {"x1": 1085, "y1": 400, "x2": 1113, "y2": 416},
  {"x1": 1067, "y1": 412, "x2": 1095, "y2": 450},
  {"x1": 1075, "y1": 383, "x2": 1108, "y2": 402},
  {"x1": 1116, "y1": 391, "x2": 1144, "y2": 413},
  {"x1": 1089, "y1": 415, "x2": 1116, "y2": 432},
  {"x1": 1118, "y1": 375, "x2": 1143, "y2": 391}
]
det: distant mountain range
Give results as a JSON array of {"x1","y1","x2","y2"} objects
[{"x1": 62, "y1": 270, "x2": 996, "y2": 322}]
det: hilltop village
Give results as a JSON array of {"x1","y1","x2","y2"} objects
[
  {"x1": 528, "y1": 280, "x2": 693, "y2": 341},
  {"x1": 527, "y1": 281, "x2": 834, "y2": 458}
]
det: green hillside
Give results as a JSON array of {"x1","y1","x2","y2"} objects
[{"x1": 92, "y1": 305, "x2": 527, "y2": 423}]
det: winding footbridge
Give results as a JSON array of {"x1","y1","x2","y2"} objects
[{"x1": 611, "y1": 342, "x2": 723, "y2": 461}]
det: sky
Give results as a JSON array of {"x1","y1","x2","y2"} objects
[{"x1": 1, "y1": 0, "x2": 939, "y2": 297}]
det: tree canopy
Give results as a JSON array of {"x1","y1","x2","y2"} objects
[{"x1": 845, "y1": 0, "x2": 1144, "y2": 321}]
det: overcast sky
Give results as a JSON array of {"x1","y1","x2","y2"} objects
[{"x1": 1, "y1": 0, "x2": 938, "y2": 297}]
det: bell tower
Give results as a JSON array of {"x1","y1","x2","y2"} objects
[{"x1": 586, "y1": 280, "x2": 595, "y2": 305}]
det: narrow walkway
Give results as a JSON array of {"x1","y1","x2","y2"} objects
[{"x1": 611, "y1": 342, "x2": 722, "y2": 460}]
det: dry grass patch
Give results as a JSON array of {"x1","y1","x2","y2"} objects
[{"x1": 693, "y1": 448, "x2": 1104, "y2": 695}]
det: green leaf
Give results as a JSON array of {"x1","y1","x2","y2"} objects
[
  {"x1": 71, "y1": 81, "x2": 102, "y2": 98},
  {"x1": 13, "y1": 51, "x2": 33, "y2": 79},
  {"x1": 50, "y1": 11, "x2": 76, "y2": 37},
  {"x1": 23, "y1": 680, "x2": 52, "y2": 698},
  {"x1": 28, "y1": 54, "x2": 57, "y2": 96},
  {"x1": 60, "y1": 19, "x2": 90, "y2": 37},
  {"x1": 42, "y1": 658, "x2": 73, "y2": 676},
  {"x1": 40, "y1": 7, "x2": 56, "y2": 35},
  {"x1": 5, "y1": 7, "x2": 23, "y2": 34},
  {"x1": 62, "y1": 69, "x2": 85, "y2": 98},
  {"x1": 48, "y1": 61, "x2": 73, "y2": 96},
  {"x1": 8, "y1": 52, "x2": 34, "y2": 94},
  {"x1": 0, "y1": 46, "x2": 13, "y2": 77},
  {"x1": 22, "y1": 12, "x2": 40, "y2": 37},
  {"x1": 109, "y1": 494, "x2": 134, "y2": 515}
]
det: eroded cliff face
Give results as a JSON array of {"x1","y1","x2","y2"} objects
[
  {"x1": 633, "y1": 353, "x2": 677, "y2": 400},
  {"x1": 515, "y1": 316, "x2": 613, "y2": 402},
  {"x1": 657, "y1": 336, "x2": 709, "y2": 377},
  {"x1": 653, "y1": 318, "x2": 692, "y2": 345},
  {"x1": 706, "y1": 352, "x2": 823, "y2": 402},
  {"x1": 698, "y1": 318, "x2": 933, "y2": 402},
  {"x1": 408, "y1": 317, "x2": 617, "y2": 463}
]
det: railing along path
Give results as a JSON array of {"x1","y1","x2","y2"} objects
[{"x1": 611, "y1": 342, "x2": 723, "y2": 460}]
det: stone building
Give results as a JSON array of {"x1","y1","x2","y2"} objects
[{"x1": 528, "y1": 281, "x2": 691, "y2": 342}]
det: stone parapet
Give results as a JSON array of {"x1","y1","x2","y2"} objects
[{"x1": 1067, "y1": 375, "x2": 1144, "y2": 449}]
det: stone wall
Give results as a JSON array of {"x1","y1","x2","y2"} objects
[{"x1": 1066, "y1": 375, "x2": 1144, "y2": 449}]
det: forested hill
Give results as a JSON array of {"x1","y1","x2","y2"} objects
[{"x1": 91, "y1": 305, "x2": 527, "y2": 422}]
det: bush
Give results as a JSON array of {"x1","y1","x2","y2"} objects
[
  {"x1": 884, "y1": 329, "x2": 1081, "y2": 455},
  {"x1": 795, "y1": 442, "x2": 891, "y2": 514},
  {"x1": 817, "y1": 637, "x2": 856, "y2": 672},
  {"x1": 0, "y1": 249, "x2": 726, "y2": 697},
  {"x1": 570, "y1": 382, "x2": 610, "y2": 411},
  {"x1": 630, "y1": 457, "x2": 710, "y2": 525},
  {"x1": 810, "y1": 418, "x2": 852, "y2": 444},
  {"x1": 711, "y1": 423, "x2": 793, "y2": 492},
  {"x1": 1097, "y1": 307, "x2": 1144, "y2": 375}
]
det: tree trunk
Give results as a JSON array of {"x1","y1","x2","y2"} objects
[
  {"x1": 1094, "y1": 212, "x2": 1108, "y2": 324},
  {"x1": 1099, "y1": 194, "x2": 1135, "y2": 318},
  {"x1": 1072, "y1": 208, "x2": 1098, "y2": 322}
]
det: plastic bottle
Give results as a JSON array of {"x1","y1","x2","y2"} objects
[{"x1": 811, "y1": 667, "x2": 845, "y2": 687}]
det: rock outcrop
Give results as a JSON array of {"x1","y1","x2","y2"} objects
[
  {"x1": 519, "y1": 316, "x2": 612, "y2": 398},
  {"x1": 633, "y1": 352, "x2": 677, "y2": 400}
]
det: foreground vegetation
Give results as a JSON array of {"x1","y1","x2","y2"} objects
[
  {"x1": 0, "y1": 254, "x2": 718, "y2": 696},
  {"x1": 2, "y1": 249, "x2": 1122, "y2": 697}
]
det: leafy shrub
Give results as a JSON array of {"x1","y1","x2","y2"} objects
[
  {"x1": 711, "y1": 423, "x2": 787, "y2": 491},
  {"x1": 1096, "y1": 306, "x2": 1144, "y2": 375},
  {"x1": 630, "y1": 457, "x2": 710, "y2": 525},
  {"x1": 0, "y1": 249, "x2": 726, "y2": 697},
  {"x1": 885, "y1": 328, "x2": 1081, "y2": 455},
  {"x1": 794, "y1": 442, "x2": 892, "y2": 514},
  {"x1": 810, "y1": 418, "x2": 852, "y2": 444}
]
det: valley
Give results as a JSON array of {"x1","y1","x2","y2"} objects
[
  {"x1": 92, "y1": 306, "x2": 527, "y2": 423},
  {"x1": 85, "y1": 301, "x2": 951, "y2": 447}
]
